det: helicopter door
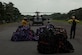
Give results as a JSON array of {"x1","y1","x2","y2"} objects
[
  {"x1": 38, "y1": 17, "x2": 42, "y2": 22},
  {"x1": 34, "y1": 17, "x2": 38, "y2": 22}
]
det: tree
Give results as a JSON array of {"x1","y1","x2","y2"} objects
[
  {"x1": 0, "y1": 1, "x2": 21, "y2": 23},
  {"x1": 3, "y1": 2, "x2": 21, "y2": 22},
  {"x1": 50, "y1": 13, "x2": 67, "y2": 20},
  {"x1": 13, "y1": 7, "x2": 21, "y2": 21},
  {"x1": 0, "y1": 2, "x2": 4, "y2": 23},
  {"x1": 67, "y1": 8, "x2": 82, "y2": 20}
]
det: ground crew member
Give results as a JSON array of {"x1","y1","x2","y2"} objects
[
  {"x1": 68, "y1": 16, "x2": 80, "y2": 39},
  {"x1": 21, "y1": 17, "x2": 29, "y2": 27}
]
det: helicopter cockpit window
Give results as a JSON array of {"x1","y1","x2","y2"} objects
[
  {"x1": 34, "y1": 17, "x2": 42, "y2": 22},
  {"x1": 34, "y1": 17, "x2": 37, "y2": 21},
  {"x1": 39, "y1": 17, "x2": 42, "y2": 21}
]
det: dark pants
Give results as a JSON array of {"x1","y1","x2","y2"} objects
[{"x1": 70, "y1": 27, "x2": 76, "y2": 39}]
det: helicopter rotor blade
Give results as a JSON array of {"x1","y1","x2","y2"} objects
[{"x1": 21, "y1": 11, "x2": 41, "y2": 13}]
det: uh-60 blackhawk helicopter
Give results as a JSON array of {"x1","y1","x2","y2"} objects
[
  {"x1": 30, "y1": 11, "x2": 46, "y2": 25},
  {"x1": 24, "y1": 11, "x2": 53, "y2": 26}
]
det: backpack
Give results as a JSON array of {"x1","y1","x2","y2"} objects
[{"x1": 37, "y1": 25, "x2": 74, "y2": 54}]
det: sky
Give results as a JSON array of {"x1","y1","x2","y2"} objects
[{"x1": 0, "y1": 0, "x2": 82, "y2": 15}]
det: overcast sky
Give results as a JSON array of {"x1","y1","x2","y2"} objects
[{"x1": 0, "y1": 0, "x2": 82, "y2": 15}]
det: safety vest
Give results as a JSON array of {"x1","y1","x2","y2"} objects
[
  {"x1": 21, "y1": 20, "x2": 29, "y2": 26},
  {"x1": 68, "y1": 19, "x2": 80, "y2": 23}
]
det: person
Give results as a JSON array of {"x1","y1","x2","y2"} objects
[
  {"x1": 16, "y1": 17, "x2": 30, "y2": 33},
  {"x1": 21, "y1": 17, "x2": 29, "y2": 27},
  {"x1": 47, "y1": 18, "x2": 50, "y2": 23},
  {"x1": 68, "y1": 16, "x2": 80, "y2": 39}
]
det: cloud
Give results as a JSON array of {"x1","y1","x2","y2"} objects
[{"x1": 0, "y1": 0, "x2": 82, "y2": 15}]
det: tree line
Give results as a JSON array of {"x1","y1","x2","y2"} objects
[
  {"x1": 0, "y1": 2, "x2": 21, "y2": 23},
  {"x1": 26, "y1": 7, "x2": 82, "y2": 20},
  {"x1": 50, "y1": 7, "x2": 82, "y2": 20}
]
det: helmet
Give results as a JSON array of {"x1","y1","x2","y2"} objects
[{"x1": 23, "y1": 17, "x2": 27, "y2": 19}]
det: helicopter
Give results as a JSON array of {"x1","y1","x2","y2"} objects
[
  {"x1": 23, "y1": 11, "x2": 53, "y2": 26},
  {"x1": 31, "y1": 11, "x2": 46, "y2": 25},
  {"x1": 27, "y1": 11, "x2": 48, "y2": 25}
]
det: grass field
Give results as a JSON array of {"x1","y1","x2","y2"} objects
[{"x1": 52, "y1": 20, "x2": 82, "y2": 24}]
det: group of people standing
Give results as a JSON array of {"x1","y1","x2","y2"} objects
[{"x1": 21, "y1": 16, "x2": 80, "y2": 39}]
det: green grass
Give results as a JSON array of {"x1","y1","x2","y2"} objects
[
  {"x1": 52, "y1": 19, "x2": 82, "y2": 24},
  {"x1": 52, "y1": 20, "x2": 67, "y2": 24},
  {"x1": 52, "y1": 20, "x2": 66, "y2": 22},
  {"x1": 80, "y1": 21, "x2": 82, "y2": 24}
]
